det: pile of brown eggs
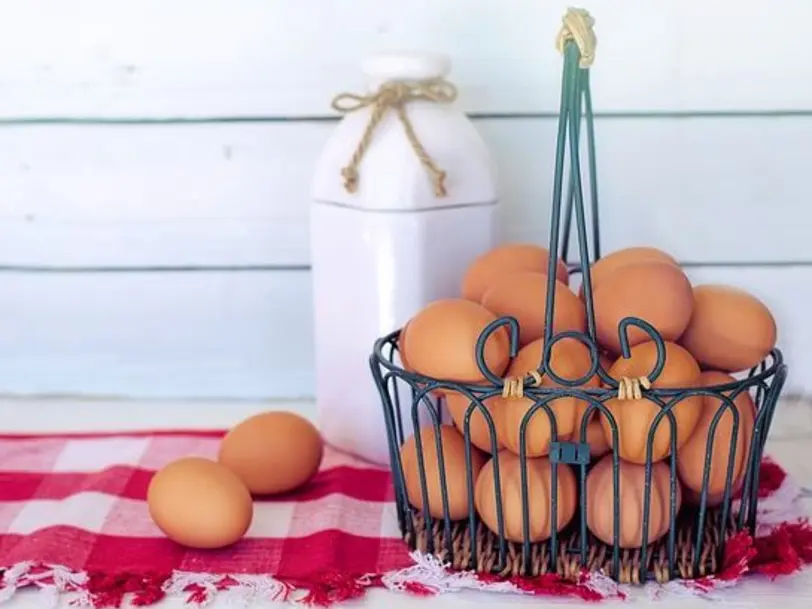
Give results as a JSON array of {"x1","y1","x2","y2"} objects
[
  {"x1": 147, "y1": 411, "x2": 324, "y2": 549},
  {"x1": 397, "y1": 243, "x2": 777, "y2": 549}
]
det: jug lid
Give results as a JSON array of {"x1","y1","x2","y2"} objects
[{"x1": 361, "y1": 52, "x2": 450, "y2": 91}]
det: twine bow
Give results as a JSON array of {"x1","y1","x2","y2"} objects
[
  {"x1": 616, "y1": 376, "x2": 651, "y2": 401},
  {"x1": 555, "y1": 7, "x2": 597, "y2": 68},
  {"x1": 502, "y1": 370, "x2": 543, "y2": 399},
  {"x1": 330, "y1": 78, "x2": 457, "y2": 197}
]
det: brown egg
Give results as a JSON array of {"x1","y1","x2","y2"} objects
[
  {"x1": 500, "y1": 337, "x2": 600, "y2": 457},
  {"x1": 218, "y1": 411, "x2": 323, "y2": 495},
  {"x1": 602, "y1": 341, "x2": 703, "y2": 463},
  {"x1": 481, "y1": 271, "x2": 586, "y2": 347},
  {"x1": 583, "y1": 413, "x2": 611, "y2": 457},
  {"x1": 593, "y1": 262, "x2": 694, "y2": 354},
  {"x1": 586, "y1": 454, "x2": 681, "y2": 548},
  {"x1": 462, "y1": 243, "x2": 569, "y2": 302},
  {"x1": 397, "y1": 322, "x2": 414, "y2": 372},
  {"x1": 148, "y1": 457, "x2": 253, "y2": 549},
  {"x1": 680, "y1": 284, "x2": 777, "y2": 372},
  {"x1": 403, "y1": 299, "x2": 511, "y2": 383},
  {"x1": 400, "y1": 424, "x2": 486, "y2": 520},
  {"x1": 678, "y1": 371, "x2": 756, "y2": 506},
  {"x1": 599, "y1": 351, "x2": 614, "y2": 373},
  {"x1": 475, "y1": 451, "x2": 577, "y2": 543},
  {"x1": 444, "y1": 391, "x2": 503, "y2": 454},
  {"x1": 592, "y1": 352, "x2": 615, "y2": 390},
  {"x1": 579, "y1": 246, "x2": 679, "y2": 300}
]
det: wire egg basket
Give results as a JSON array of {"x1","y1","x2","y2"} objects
[{"x1": 369, "y1": 8, "x2": 787, "y2": 584}]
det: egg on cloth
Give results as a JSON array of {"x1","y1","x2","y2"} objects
[
  {"x1": 480, "y1": 271, "x2": 586, "y2": 347},
  {"x1": 680, "y1": 284, "x2": 777, "y2": 373},
  {"x1": 592, "y1": 261, "x2": 694, "y2": 354},
  {"x1": 602, "y1": 341, "x2": 703, "y2": 463},
  {"x1": 677, "y1": 370, "x2": 756, "y2": 506},
  {"x1": 461, "y1": 243, "x2": 569, "y2": 302},
  {"x1": 400, "y1": 424, "x2": 486, "y2": 520},
  {"x1": 402, "y1": 299, "x2": 511, "y2": 383},
  {"x1": 499, "y1": 336, "x2": 600, "y2": 457},
  {"x1": 586, "y1": 454, "x2": 682, "y2": 548},
  {"x1": 147, "y1": 457, "x2": 253, "y2": 549},
  {"x1": 475, "y1": 450, "x2": 577, "y2": 543},
  {"x1": 218, "y1": 411, "x2": 324, "y2": 495}
]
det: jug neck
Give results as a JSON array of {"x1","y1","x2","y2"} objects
[{"x1": 361, "y1": 52, "x2": 451, "y2": 93}]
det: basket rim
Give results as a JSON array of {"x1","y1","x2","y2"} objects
[{"x1": 372, "y1": 328, "x2": 785, "y2": 396}]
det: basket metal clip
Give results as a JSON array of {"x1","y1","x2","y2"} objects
[{"x1": 549, "y1": 441, "x2": 591, "y2": 465}]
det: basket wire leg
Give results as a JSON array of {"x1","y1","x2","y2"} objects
[
  {"x1": 746, "y1": 363, "x2": 788, "y2": 532},
  {"x1": 544, "y1": 45, "x2": 597, "y2": 344},
  {"x1": 711, "y1": 397, "x2": 745, "y2": 576},
  {"x1": 542, "y1": 45, "x2": 576, "y2": 356},
  {"x1": 559, "y1": 70, "x2": 601, "y2": 269},
  {"x1": 583, "y1": 71, "x2": 601, "y2": 261},
  {"x1": 551, "y1": 39, "x2": 618, "y2": 575},
  {"x1": 551, "y1": 47, "x2": 601, "y2": 351},
  {"x1": 369, "y1": 356, "x2": 410, "y2": 535}
]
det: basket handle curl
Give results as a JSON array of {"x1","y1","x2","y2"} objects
[{"x1": 475, "y1": 317, "x2": 521, "y2": 386}]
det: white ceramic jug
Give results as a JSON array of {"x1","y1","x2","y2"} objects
[{"x1": 310, "y1": 51, "x2": 500, "y2": 465}]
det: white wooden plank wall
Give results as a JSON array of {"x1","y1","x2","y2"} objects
[{"x1": 0, "y1": 0, "x2": 810, "y2": 400}]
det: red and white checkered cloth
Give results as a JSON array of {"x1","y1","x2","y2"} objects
[
  {"x1": 0, "y1": 430, "x2": 810, "y2": 608},
  {"x1": 0, "y1": 430, "x2": 415, "y2": 607}
]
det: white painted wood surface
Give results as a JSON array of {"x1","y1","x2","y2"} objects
[
  {"x1": 2, "y1": 117, "x2": 810, "y2": 267},
  {"x1": 0, "y1": 0, "x2": 810, "y2": 401},
  {"x1": 0, "y1": 270, "x2": 315, "y2": 399},
  {"x1": 0, "y1": 0, "x2": 810, "y2": 117},
  {"x1": 0, "y1": 266, "x2": 807, "y2": 400}
]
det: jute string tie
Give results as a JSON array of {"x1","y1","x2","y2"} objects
[
  {"x1": 616, "y1": 376, "x2": 651, "y2": 401},
  {"x1": 555, "y1": 7, "x2": 597, "y2": 68},
  {"x1": 331, "y1": 78, "x2": 457, "y2": 197},
  {"x1": 502, "y1": 370, "x2": 543, "y2": 399}
]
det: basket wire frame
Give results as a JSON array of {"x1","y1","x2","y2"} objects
[{"x1": 369, "y1": 28, "x2": 788, "y2": 584}]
